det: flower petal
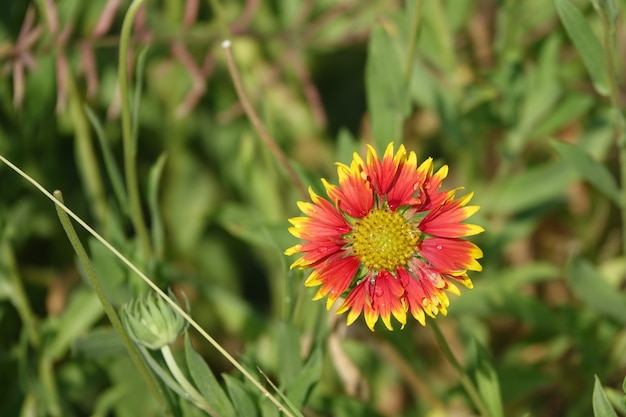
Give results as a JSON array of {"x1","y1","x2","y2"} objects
[
  {"x1": 420, "y1": 237, "x2": 483, "y2": 273},
  {"x1": 336, "y1": 271, "x2": 407, "y2": 331},
  {"x1": 419, "y1": 192, "x2": 484, "y2": 238},
  {"x1": 307, "y1": 254, "x2": 361, "y2": 309}
]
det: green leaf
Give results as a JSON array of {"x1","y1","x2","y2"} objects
[
  {"x1": 287, "y1": 347, "x2": 322, "y2": 409},
  {"x1": 184, "y1": 333, "x2": 237, "y2": 417},
  {"x1": 43, "y1": 288, "x2": 104, "y2": 360},
  {"x1": 555, "y1": 0, "x2": 609, "y2": 95},
  {"x1": 84, "y1": 105, "x2": 128, "y2": 213},
  {"x1": 277, "y1": 322, "x2": 302, "y2": 389},
  {"x1": 74, "y1": 327, "x2": 125, "y2": 359},
  {"x1": 592, "y1": 0, "x2": 618, "y2": 34},
  {"x1": 484, "y1": 161, "x2": 577, "y2": 213},
  {"x1": 533, "y1": 94, "x2": 594, "y2": 139},
  {"x1": 551, "y1": 140, "x2": 621, "y2": 207},
  {"x1": 147, "y1": 153, "x2": 168, "y2": 258},
  {"x1": 472, "y1": 341, "x2": 504, "y2": 417},
  {"x1": 223, "y1": 375, "x2": 259, "y2": 417},
  {"x1": 593, "y1": 375, "x2": 619, "y2": 417},
  {"x1": 366, "y1": 20, "x2": 410, "y2": 150},
  {"x1": 88, "y1": 237, "x2": 134, "y2": 305},
  {"x1": 336, "y1": 128, "x2": 360, "y2": 167},
  {"x1": 566, "y1": 257, "x2": 626, "y2": 325}
]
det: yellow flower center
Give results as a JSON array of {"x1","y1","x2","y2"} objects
[{"x1": 351, "y1": 208, "x2": 419, "y2": 271}]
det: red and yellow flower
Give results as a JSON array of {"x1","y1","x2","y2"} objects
[{"x1": 285, "y1": 143, "x2": 483, "y2": 331}]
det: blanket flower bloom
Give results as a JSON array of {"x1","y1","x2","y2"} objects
[{"x1": 285, "y1": 143, "x2": 483, "y2": 331}]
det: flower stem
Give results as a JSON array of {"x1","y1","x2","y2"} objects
[
  {"x1": 431, "y1": 320, "x2": 491, "y2": 417},
  {"x1": 597, "y1": 4, "x2": 626, "y2": 255},
  {"x1": 160, "y1": 345, "x2": 217, "y2": 416},
  {"x1": 53, "y1": 190, "x2": 169, "y2": 414},
  {"x1": 221, "y1": 40, "x2": 308, "y2": 199},
  {"x1": 119, "y1": 0, "x2": 152, "y2": 260}
]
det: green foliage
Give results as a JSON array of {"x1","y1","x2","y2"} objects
[
  {"x1": 593, "y1": 376, "x2": 619, "y2": 417},
  {"x1": 1, "y1": 1, "x2": 626, "y2": 417}
]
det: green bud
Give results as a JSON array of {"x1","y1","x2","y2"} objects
[{"x1": 122, "y1": 290, "x2": 188, "y2": 350}]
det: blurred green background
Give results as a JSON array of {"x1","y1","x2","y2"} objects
[{"x1": 1, "y1": 0, "x2": 626, "y2": 416}]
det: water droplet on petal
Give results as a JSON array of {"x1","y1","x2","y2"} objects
[
  {"x1": 436, "y1": 244, "x2": 443, "y2": 250},
  {"x1": 374, "y1": 286, "x2": 384, "y2": 297},
  {"x1": 317, "y1": 246, "x2": 328, "y2": 253}
]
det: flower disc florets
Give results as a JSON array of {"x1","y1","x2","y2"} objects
[
  {"x1": 351, "y1": 208, "x2": 419, "y2": 271},
  {"x1": 285, "y1": 143, "x2": 483, "y2": 331}
]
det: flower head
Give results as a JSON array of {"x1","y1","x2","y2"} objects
[{"x1": 285, "y1": 143, "x2": 483, "y2": 331}]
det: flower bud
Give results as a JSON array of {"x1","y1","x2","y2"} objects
[{"x1": 122, "y1": 290, "x2": 187, "y2": 350}]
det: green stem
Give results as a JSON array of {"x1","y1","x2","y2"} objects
[
  {"x1": 39, "y1": 356, "x2": 63, "y2": 417},
  {"x1": 431, "y1": 320, "x2": 491, "y2": 417},
  {"x1": 221, "y1": 40, "x2": 308, "y2": 199},
  {"x1": 404, "y1": 0, "x2": 424, "y2": 84},
  {"x1": 53, "y1": 191, "x2": 170, "y2": 415},
  {"x1": 160, "y1": 345, "x2": 218, "y2": 416},
  {"x1": 597, "y1": 4, "x2": 626, "y2": 255},
  {"x1": 119, "y1": 0, "x2": 153, "y2": 260}
]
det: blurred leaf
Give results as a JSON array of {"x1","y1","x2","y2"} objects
[
  {"x1": 184, "y1": 333, "x2": 237, "y2": 417},
  {"x1": 84, "y1": 105, "x2": 128, "y2": 213},
  {"x1": 533, "y1": 94, "x2": 594, "y2": 139},
  {"x1": 592, "y1": 0, "x2": 618, "y2": 33},
  {"x1": 552, "y1": 140, "x2": 621, "y2": 207},
  {"x1": 566, "y1": 257, "x2": 626, "y2": 325},
  {"x1": 44, "y1": 288, "x2": 104, "y2": 360},
  {"x1": 74, "y1": 327, "x2": 125, "y2": 359},
  {"x1": 162, "y1": 150, "x2": 218, "y2": 253},
  {"x1": 287, "y1": 347, "x2": 321, "y2": 410},
  {"x1": 147, "y1": 153, "x2": 168, "y2": 258},
  {"x1": 277, "y1": 322, "x2": 302, "y2": 388},
  {"x1": 89, "y1": 238, "x2": 133, "y2": 305},
  {"x1": 223, "y1": 375, "x2": 259, "y2": 417},
  {"x1": 336, "y1": 129, "x2": 360, "y2": 168},
  {"x1": 484, "y1": 161, "x2": 577, "y2": 213},
  {"x1": 218, "y1": 204, "x2": 292, "y2": 257},
  {"x1": 470, "y1": 341, "x2": 504, "y2": 417},
  {"x1": 593, "y1": 375, "x2": 619, "y2": 417},
  {"x1": 366, "y1": 19, "x2": 410, "y2": 151},
  {"x1": 555, "y1": 0, "x2": 609, "y2": 95}
]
